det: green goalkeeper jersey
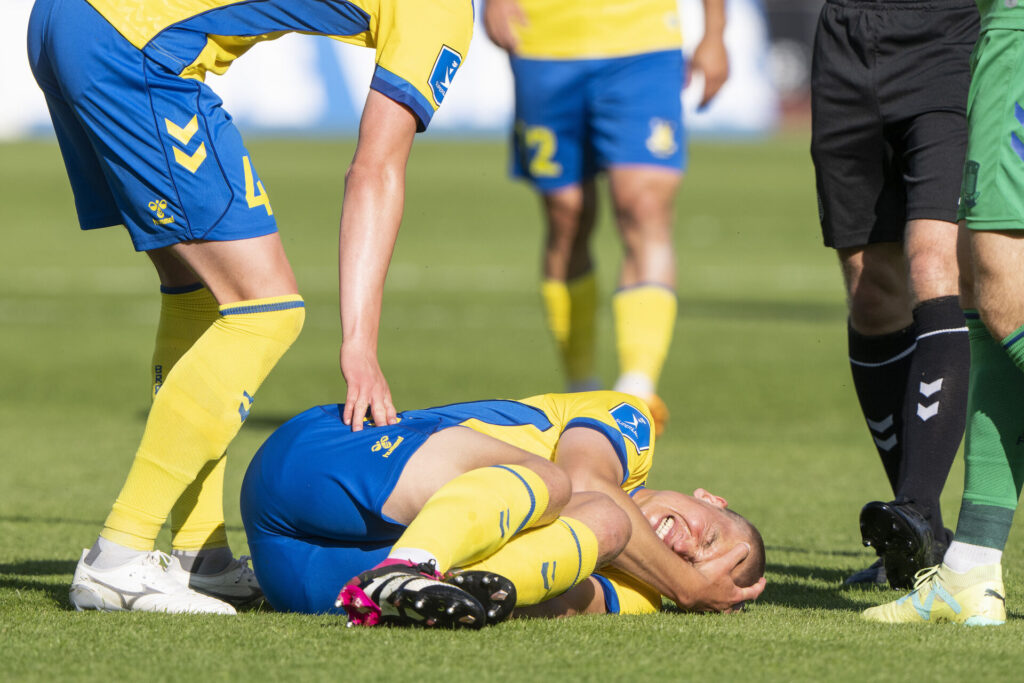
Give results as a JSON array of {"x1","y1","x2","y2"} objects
[{"x1": 978, "y1": 0, "x2": 1024, "y2": 31}]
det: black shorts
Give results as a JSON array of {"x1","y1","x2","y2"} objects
[{"x1": 809, "y1": 0, "x2": 979, "y2": 249}]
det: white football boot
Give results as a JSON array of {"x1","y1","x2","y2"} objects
[
  {"x1": 167, "y1": 554, "x2": 263, "y2": 607},
  {"x1": 69, "y1": 549, "x2": 236, "y2": 614}
]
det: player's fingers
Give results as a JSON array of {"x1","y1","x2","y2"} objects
[
  {"x1": 369, "y1": 391, "x2": 391, "y2": 430},
  {"x1": 719, "y1": 542, "x2": 751, "y2": 570},
  {"x1": 739, "y1": 576, "x2": 767, "y2": 603},
  {"x1": 383, "y1": 392, "x2": 398, "y2": 425},
  {"x1": 342, "y1": 395, "x2": 354, "y2": 426},
  {"x1": 349, "y1": 398, "x2": 369, "y2": 432},
  {"x1": 700, "y1": 72, "x2": 727, "y2": 107}
]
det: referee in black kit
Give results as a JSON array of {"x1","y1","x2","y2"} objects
[{"x1": 810, "y1": 0, "x2": 979, "y2": 589}]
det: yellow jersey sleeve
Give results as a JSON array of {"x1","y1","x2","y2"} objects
[
  {"x1": 554, "y1": 391, "x2": 655, "y2": 492},
  {"x1": 82, "y1": 0, "x2": 471, "y2": 131},
  {"x1": 366, "y1": 0, "x2": 473, "y2": 130},
  {"x1": 514, "y1": 0, "x2": 682, "y2": 60},
  {"x1": 593, "y1": 567, "x2": 663, "y2": 615}
]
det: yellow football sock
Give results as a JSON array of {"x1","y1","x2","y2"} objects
[
  {"x1": 612, "y1": 285, "x2": 677, "y2": 389},
  {"x1": 151, "y1": 284, "x2": 220, "y2": 398},
  {"x1": 102, "y1": 295, "x2": 305, "y2": 550},
  {"x1": 392, "y1": 465, "x2": 549, "y2": 573},
  {"x1": 170, "y1": 455, "x2": 228, "y2": 551},
  {"x1": 148, "y1": 285, "x2": 230, "y2": 550},
  {"x1": 541, "y1": 273, "x2": 598, "y2": 385},
  {"x1": 458, "y1": 516, "x2": 599, "y2": 605}
]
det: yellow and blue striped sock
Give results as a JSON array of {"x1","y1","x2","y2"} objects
[
  {"x1": 612, "y1": 284, "x2": 677, "y2": 395},
  {"x1": 458, "y1": 516, "x2": 599, "y2": 605}
]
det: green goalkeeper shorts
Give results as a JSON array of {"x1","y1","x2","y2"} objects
[{"x1": 960, "y1": 29, "x2": 1024, "y2": 230}]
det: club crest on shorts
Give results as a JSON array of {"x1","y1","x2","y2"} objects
[
  {"x1": 429, "y1": 45, "x2": 462, "y2": 106},
  {"x1": 610, "y1": 403, "x2": 651, "y2": 452},
  {"x1": 645, "y1": 118, "x2": 678, "y2": 159}
]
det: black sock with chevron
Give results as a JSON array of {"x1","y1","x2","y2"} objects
[
  {"x1": 848, "y1": 322, "x2": 917, "y2": 494},
  {"x1": 895, "y1": 296, "x2": 969, "y2": 543}
]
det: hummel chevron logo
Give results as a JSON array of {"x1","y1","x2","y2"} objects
[
  {"x1": 165, "y1": 115, "x2": 207, "y2": 173},
  {"x1": 873, "y1": 434, "x2": 898, "y2": 452},
  {"x1": 239, "y1": 391, "x2": 254, "y2": 423},
  {"x1": 917, "y1": 402, "x2": 939, "y2": 421},
  {"x1": 165, "y1": 115, "x2": 198, "y2": 145},
  {"x1": 173, "y1": 143, "x2": 207, "y2": 173},
  {"x1": 867, "y1": 415, "x2": 894, "y2": 433},
  {"x1": 919, "y1": 378, "x2": 943, "y2": 398}
]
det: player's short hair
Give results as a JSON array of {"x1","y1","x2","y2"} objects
[{"x1": 723, "y1": 507, "x2": 766, "y2": 588}]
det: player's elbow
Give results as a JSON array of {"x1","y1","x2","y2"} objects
[{"x1": 344, "y1": 156, "x2": 403, "y2": 193}]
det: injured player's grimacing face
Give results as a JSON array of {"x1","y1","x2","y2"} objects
[{"x1": 632, "y1": 487, "x2": 766, "y2": 588}]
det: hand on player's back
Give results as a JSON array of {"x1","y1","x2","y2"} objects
[{"x1": 340, "y1": 341, "x2": 397, "y2": 432}]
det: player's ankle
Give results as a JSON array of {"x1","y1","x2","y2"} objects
[
  {"x1": 84, "y1": 536, "x2": 148, "y2": 570},
  {"x1": 172, "y1": 546, "x2": 233, "y2": 575}
]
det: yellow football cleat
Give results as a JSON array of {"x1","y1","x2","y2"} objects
[
  {"x1": 643, "y1": 394, "x2": 669, "y2": 436},
  {"x1": 862, "y1": 563, "x2": 1006, "y2": 626}
]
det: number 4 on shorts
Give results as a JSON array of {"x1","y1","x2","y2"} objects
[{"x1": 243, "y1": 155, "x2": 273, "y2": 216}]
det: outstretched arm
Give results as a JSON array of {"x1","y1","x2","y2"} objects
[
  {"x1": 555, "y1": 427, "x2": 762, "y2": 612},
  {"x1": 338, "y1": 90, "x2": 417, "y2": 431}
]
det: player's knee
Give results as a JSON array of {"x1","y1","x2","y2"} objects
[
  {"x1": 907, "y1": 248, "x2": 959, "y2": 302},
  {"x1": 846, "y1": 266, "x2": 912, "y2": 333},
  {"x1": 975, "y1": 297, "x2": 1020, "y2": 341},
  {"x1": 530, "y1": 460, "x2": 572, "y2": 520},
  {"x1": 544, "y1": 187, "x2": 588, "y2": 232},
  {"x1": 564, "y1": 491, "x2": 631, "y2": 564}
]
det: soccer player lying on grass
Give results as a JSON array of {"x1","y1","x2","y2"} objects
[{"x1": 240, "y1": 391, "x2": 766, "y2": 626}]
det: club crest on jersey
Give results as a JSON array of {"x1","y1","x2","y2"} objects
[
  {"x1": 429, "y1": 45, "x2": 462, "y2": 106},
  {"x1": 645, "y1": 118, "x2": 678, "y2": 159},
  {"x1": 610, "y1": 403, "x2": 651, "y2": 452}
]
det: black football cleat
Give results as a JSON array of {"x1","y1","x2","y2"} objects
[
  {"x1": 859, "y1": 500, "x2": 934, "y2": 589},
  {"x1": 445, "y1": 570, "x2": 517, "y2": 624},
  {"x1": 337, "y1": 560, "x2": 487, "y2": 629}
]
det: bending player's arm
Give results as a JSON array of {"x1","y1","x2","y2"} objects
[
  {"x1": 690, "y1": 0, "x2": 729, "y2": 107},
  {"x1": 338, "y1": 90, "x2": 416, "y2": 431},
  {"x1": 555, "y1": 427, "x2": 759, "y2": 612}
]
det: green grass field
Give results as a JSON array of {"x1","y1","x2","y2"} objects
[{"x1": 2, "y1": 136, "x2": 1023, "y2": 681}]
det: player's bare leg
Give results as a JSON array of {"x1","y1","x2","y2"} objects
[
  {"x1": 539, "y1": 180, "x2": 601, "y2": 390},
  {"x1": 607, "y1": 166, "x2": 681, "y2": 433},
  {"x1": 72, "y1": 234, "x2": 303, "y2": 614}
]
